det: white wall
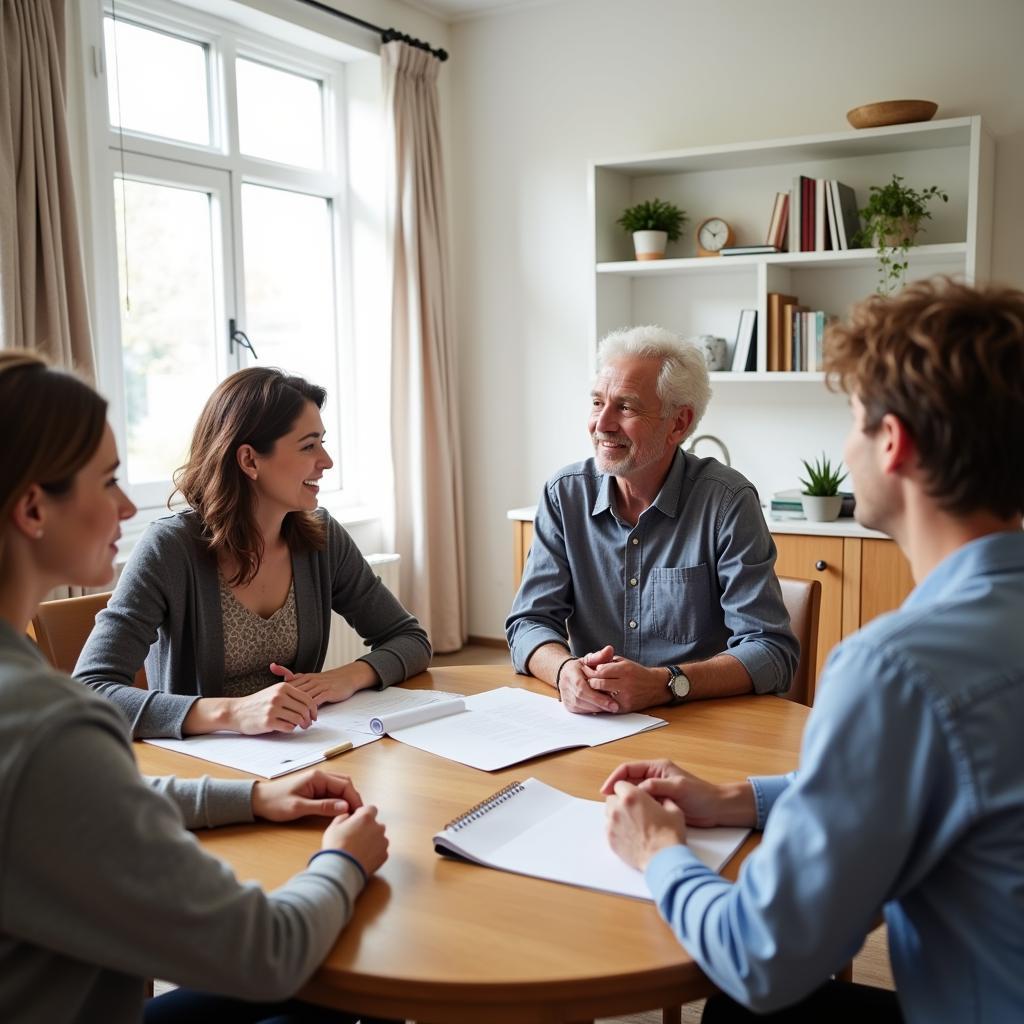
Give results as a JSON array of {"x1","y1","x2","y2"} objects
[{"x1": 448, "y1": 0, "x2": 1024, "y2": 639}]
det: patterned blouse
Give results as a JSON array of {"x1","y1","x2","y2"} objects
[{"x1": 219, "y1": 577, "x2": 299, "y2": 697}]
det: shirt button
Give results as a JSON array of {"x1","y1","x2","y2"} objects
[
  {"x1": 631, "y1": 538, "x2": 639, "y2": 545},
  {"x1": 629, "y1": 578, "x2": 637, "y2": 586},
  {"x1": 629, "y1": 620, "x2": 637, "y2": 628}
]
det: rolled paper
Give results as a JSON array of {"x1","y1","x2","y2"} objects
[{"x1": 370, "y1": 698, "x2": 466, "y2": 735}]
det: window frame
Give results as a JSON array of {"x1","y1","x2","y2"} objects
[{"x1": 78, "y1": 0, "x2": 360, "y2": 528}]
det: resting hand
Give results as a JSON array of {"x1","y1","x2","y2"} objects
[
  {"x1": 600, "y1": 759, "x2": 743, "y2": 828},
  {"x1": 558, "y1": 648, "x2": 619, "y2": 715},
  {"x1": 227, "y1": 681, "x2": 318, "y2": 734},
  {"x1": 252, "y1": 769, "x2": 364, "y2": 822},
  {"x1": 587, "y1": 656, "x2": 670, "y2": 713},
  {"x1": 270, "y1": 662, "x2": 377, "y2": 706},
  {"x1": 321, "y1": 805, "x2": 389, "y2": 877},
  {"x1": 605, "y1": 780, "x2": 687, "y2": 871}
]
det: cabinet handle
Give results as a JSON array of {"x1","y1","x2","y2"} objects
[{"x1": 815, "y1": 560, "x2": 827, "y2": 571}]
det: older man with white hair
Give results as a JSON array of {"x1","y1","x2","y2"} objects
[{"x1": 506, "y1": 325, "x2": 797, "y2": 714}]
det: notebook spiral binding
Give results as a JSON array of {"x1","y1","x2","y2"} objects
[{"x1": 444, "y1": 780, "x2": 526, "y2": 832}]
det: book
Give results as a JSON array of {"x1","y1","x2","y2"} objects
[
  {"x1": 830, "y1": 180, "x2": 861, "y2": 249},
  {"x1": 782, "y1": 301, "x2": 797, "y2": 372},
  {"x1": 767, "y1": 292, "x2": 797, "y2": 371},
  {"x1": 764, "y1": 191, "x2": 789, "y2": 249},
  {"x1": 825, "y1": 180, "x2": 840, "y2": 252},
  {"x1": 369, "y1": 686, "x2": 667, "y2": 772},
  {"x1": 434, "y1": 777, "x2": 750, "y2": 900},
  {"x1": 789, "y1": 175, "x2": 807, "y2": 253},
  {"x1": 720, "y1": 245, "x2": 780, "y2": 256},
  {"x1": 815, "y1": 179, "x2": 826, "y2": 251},
  {"x1": 730, "y1": 308, "x2": 757, "y2": 371}
]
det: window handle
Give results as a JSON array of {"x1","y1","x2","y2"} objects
[{"x1": 228, "y1": 318, "x2": 258, "y2": 360}]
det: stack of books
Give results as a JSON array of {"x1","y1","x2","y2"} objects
[
  {"x1": 766, "y1": 293, "x2": 834, "y2": 371},
  {"x1": 788, "y1": 178, "x2": 861, "y2": 253}
]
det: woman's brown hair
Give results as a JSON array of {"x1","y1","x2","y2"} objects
[
  {"x1": 173, "y1": 367, "x2": 328, "y2": 586},
  {"x1": 0, "y1": 352, "x2": 108, "y2": 566},
  {"x1": 825, "y1": 277, "x2": 1024, "y2": 519}
]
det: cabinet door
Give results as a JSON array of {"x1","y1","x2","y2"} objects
[
  {"x1": 859, "y1": 538, "x2": 915, "y2": 626},
  {"x1": 512, "y1": 521, "x2": 534, "y2": 591},
  {"x1": 772, "y1": 534, "x2": 845, "y2": 688}
]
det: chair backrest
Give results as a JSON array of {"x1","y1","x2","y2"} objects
[
  {"x1": 31, "y1": 592, "x2": 147, "y2": 689},
  {"x1": 777, "y1": 575, "x2": 821, "y2": 707}
]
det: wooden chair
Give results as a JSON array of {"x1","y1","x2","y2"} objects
[
  {"x1": 777, "y1": 575, "x2": 822, "y2": 707},
  {"x1": 31, "y1": 592, "x2": 147, "y2": 689}
]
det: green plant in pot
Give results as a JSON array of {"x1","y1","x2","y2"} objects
[
  {"x1": 799, "y1": 453, "x2": 848, "y2": 522},
  {"x1": 855, "y1": 174, "x2": 948, "y2": 295},
  {"x1": 617, "y1": 198, "x2": 687, "y2": 261}
]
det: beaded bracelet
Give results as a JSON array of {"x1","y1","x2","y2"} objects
[{"x1": 554, "y1": 655, "x2": 577, "y2": 698}]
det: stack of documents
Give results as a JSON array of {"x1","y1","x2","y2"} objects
[
  {"x1": 144, "y1": 687, "x2": 458, "y2": 778},
  {"x1": 371, "y1": 686, "x2": 667, "y2": 771}
]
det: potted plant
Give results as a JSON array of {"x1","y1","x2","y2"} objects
[
  {"x1": 855, "y1": 174, "x2": 949, "y2": 294},
  {"x1": 617, "y1": 198, "x2": 687, "y2": 261},
  {"x1": 799, "y1": 453, "x2": 848, "y2": 522}
]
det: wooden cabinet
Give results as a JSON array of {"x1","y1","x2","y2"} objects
[
  {"x1": 509, "y1": 518, "x2": 914, "y2": 703},
  {"x1": 772, "y1": 533, "x2": 915, "y2": 700}
]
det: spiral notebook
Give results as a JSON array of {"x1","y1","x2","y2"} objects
[{"x1": 434, "y1": 777, "x2": 750, "y2": 900}]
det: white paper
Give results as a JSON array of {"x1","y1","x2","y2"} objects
[
  {"x1": 385, "y1": 687, "x2": 667, "y2": 771},
  {"x1": 370, "y1": 698, "x2": 466, "y2": 735},
  {"x1": 435, "y1": 778, "x2": 749, "y2": 900},
  {"x1": 144, "y1": 687, "x2": 459, "y2": 778}
]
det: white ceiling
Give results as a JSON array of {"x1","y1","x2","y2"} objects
[{"x1": 408, "y1": 0, "x2": 559, "y2": 23}]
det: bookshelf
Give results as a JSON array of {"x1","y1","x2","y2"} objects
[{"x1": 589, "y1": 117, "x2": 993, "y2": 378}]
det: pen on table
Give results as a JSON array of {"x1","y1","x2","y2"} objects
[{"x1": 321, "y1": 740, "x2": 353, "y2": 759}]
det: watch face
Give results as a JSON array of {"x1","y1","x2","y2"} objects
[
  {"x1": 670, "y1": 673, "x2": 691, "y2": 699},
  {"x1": 698, "y1": 218, "x2": 729, "y2": 251}
]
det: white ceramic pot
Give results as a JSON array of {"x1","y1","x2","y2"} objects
[
  {"x1": 632, "y1": 230, "x2": 668, "y2": 261},
  {"x1": 801, "y1": 494, "x2": 843, "y2": 522}
]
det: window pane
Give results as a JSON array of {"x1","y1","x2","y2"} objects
[
  {"x1": 114, "y1": 179, "x2": 221, "y2": 488},
  {"x1": 104, "y1": 18, "x2": 210, "y2": 145},
  {"x1": 241, "y1": 183, "x2": 340, "y2": 490},
  {"x1": 236, "y1": 58, "x2": 323, "y2": 169}
]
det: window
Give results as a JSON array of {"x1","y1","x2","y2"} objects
[{"x1": 84, "y1": 0, "x2": 360, "y2": 513}]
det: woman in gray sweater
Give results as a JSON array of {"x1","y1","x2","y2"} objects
[
  {"x1": 76, "y1": 367, "x2": 431, "y2": 739},
  {"x1": 0, "y1": 352, "x2": 388, "y2": 1022}
]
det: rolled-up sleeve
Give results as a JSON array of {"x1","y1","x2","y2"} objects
[
  {"x1": 715, "y1": 488, "x2": 798, "y2": 694},
  {"x1": 505, "y1": 485, "x2": 573, "y2": 673}
]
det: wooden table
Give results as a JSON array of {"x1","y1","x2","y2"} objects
[{"x1": 136, "y1": 666, "x2": 809, "y2": 1023}]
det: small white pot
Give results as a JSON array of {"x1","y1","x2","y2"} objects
[
  {"x1": 801, "y1": 494, "x2": 843, "y2": 522},
  {"x1": 633, "y1": 230, "x2": 668, "y2": 261}
]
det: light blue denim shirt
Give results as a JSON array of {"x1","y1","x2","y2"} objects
[
  {"x1": 506, "y1": 450, "x2": 797, "y2": 694},
  {"x1": 644, "y1": 532, "x2": 1024, "y2": 1021}
]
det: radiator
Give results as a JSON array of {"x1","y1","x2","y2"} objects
[{"x1": 322, "y1": 553, "x2": 402, "y2": 671}]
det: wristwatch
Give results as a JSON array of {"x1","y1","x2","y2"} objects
[{"x1": 666, "y1": 664, "x2": 691, "y2": 705}]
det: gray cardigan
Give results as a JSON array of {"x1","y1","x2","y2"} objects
[
  {"x1": 76, "y1": 509, "x2": 431, "y2": 738},
  {"x1": 0, "y1": 620, "x2": 364, "y2": 1024}
]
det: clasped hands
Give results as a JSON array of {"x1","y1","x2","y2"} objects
[
  {"x1": 558, "y1": 645, "x2": 671, "y2": 715},
  {"x1": 252, "y1": 769, "x2": 389, "y2": 876},
  {"x1": 227, "y1": 662, "x2": 374, "y2": 736},
  {"x1": 602, "y1": 759, "x2": 756, "y2": 872}
]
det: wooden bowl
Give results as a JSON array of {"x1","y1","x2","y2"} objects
[{"x1": 846, "y1": 100, "x2": 938, "y2": 129}]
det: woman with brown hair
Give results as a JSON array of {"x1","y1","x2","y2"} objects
[
  {"x1": 77, "y1": 366, "x2": 431, "y2": 738},
  {"x1": 0, "y1": 352, "x2": 388, "y2": 1022}
]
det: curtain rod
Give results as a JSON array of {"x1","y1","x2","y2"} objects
[{"x1": 293, "y1": 0, "x2": 449, "y2": 61}]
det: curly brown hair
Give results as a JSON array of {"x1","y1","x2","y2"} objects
[
  {"x1": 824, "y1": 277, "x2": 1024, "y2": 519},
  {"x1": 173, "y1": 367, "x2": 328, "y2": 586}
]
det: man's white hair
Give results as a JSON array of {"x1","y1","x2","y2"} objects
[{"x1": 596, "y1": 325, "x2": 711, "y2": 438}]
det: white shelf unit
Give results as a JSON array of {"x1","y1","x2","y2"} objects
[{"x1": 589, "y1": 117, "x2": 993, "y2": 378}]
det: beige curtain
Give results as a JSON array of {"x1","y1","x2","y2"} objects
[
  {"x1": 0, "y1": 0, "x2": 94, "y2": 376},
  {"x1": 382, "y1": 41, "x2": 466, "y2": 652}
]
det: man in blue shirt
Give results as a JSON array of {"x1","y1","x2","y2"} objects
[
  {"x1": 603, "y1": 279, "x2": 1024, "y2": 1022},
  {"x1": 506, "y1": 326, "x2": 797, "y2": 715}
]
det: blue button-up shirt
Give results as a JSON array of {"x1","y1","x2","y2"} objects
[
  {"x1": 506, "y1": 450, "x2": 797, "y2": 694},
  {"x1": 645, "y1": 532, "x2": 1024, "y2": 1021}
]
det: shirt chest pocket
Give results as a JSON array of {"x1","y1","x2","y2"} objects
[{"x1": 649, "y1": 564, "x2": 712, "y2": 645}]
